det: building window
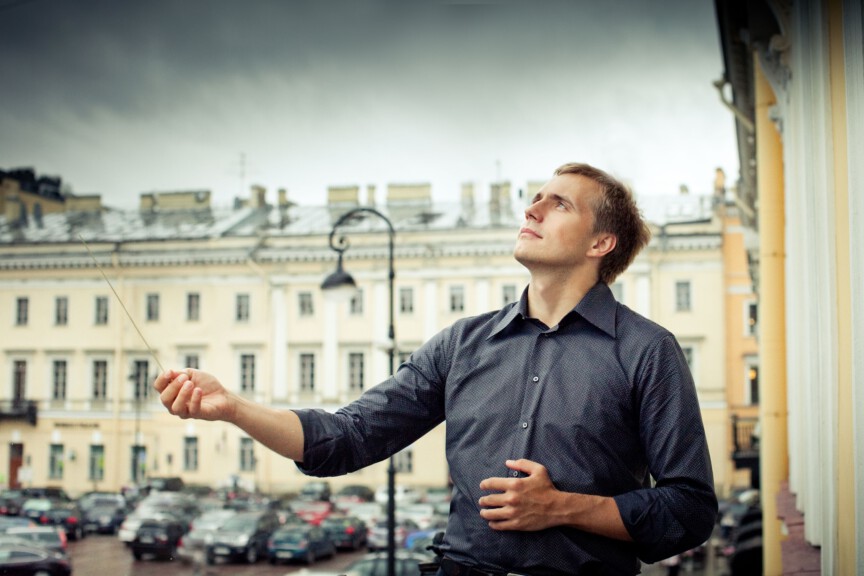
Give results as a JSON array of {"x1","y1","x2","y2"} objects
[
  {"x1": 449, "y1": 285, "x2": 465, "y2": 313},
  {"x1": 52, "y1": 360, "x2": 67, "y2": 401},
  {"x1": 675, "y1": 281, "x2": 691, "y2": 312},
  {"x1": 393, "y1": 448, "x2": 413, "y2": 473},
  {"x1": 610, "y1": 282, "x2": 624, "y2": 302},
  {"x1": 133, "y1": 360, "x2": 150, "y2": 400},
  {"x1": 55, "y1": 297, "x2": 68, "y2": 326},
  {"x1": 680, "y1": 346, "x2": 695, "y2": 377},
  {"x1": 49, "y1": 444, "x2": 64, "y2": 480},
  {"x1": 240, "y1": 354, "x2": 255, "y2": 392},
  {"x1": 15, "y1": 297, "x2": 28, "y2": 325},
  {"x1": 95, "y1": 296, "x2": 109, "y2": 325},
  {"x1": 184, "y1": 354, "x2": 200, "y2": 370},
  {"x1": 299, "y1": 292, "x2": 314, "y2": 316},
  {"x1": 146, "y1": 293, "x2": 159, "y2": 321},
  {"x1": 349, "y1": 352, "x2": 365, "y2": 391},
  {"x1": 399, "y1": 287, "x2": 414, "y2": 314},
  {"x1": 350, "y1": 289, "x2": 364, "y2": 315},
  {"x1": 300, "y1": 353, "x2": 315, "y2": 392},
  {"x1": 236, "y1": 293, "x2": 250, "y2": 322},
  {"x1": 746, "y1": 301, "x2": 758, "y2": 337},
  {"x1": 187, "y1": 292, "x2": 200, "y2": 321},
  {"x1": 89, "y1": 445, "x2": 105, "y2": 481},
  {"x1": 93, "y1": 360, "x2": 108, "y2": 400},
  {"x1": 240, "y1": 437, "x2": 255, "y2": 471},
  {"x1": 131, "y1": 445, "x2": 146, "y2": 483},
  {"x1": 183, "y1": 437, "x2": 199, "y2": 471},
  {"x1": 13, "y1": 360, "x2": 26, "y2": 402},
  {"x1": 502, "y1": 285, "x2": 517, "y2": 307},
  {"x1": 746, "y1": 359, "x2": 760, "y2": 405}
]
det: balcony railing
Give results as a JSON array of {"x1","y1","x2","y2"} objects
[{"x1": 0, "y1": 400, "x2": 38, "y2": 425}]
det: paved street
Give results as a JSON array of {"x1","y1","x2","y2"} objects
[{"x1": 67, "y1": 533, "x2": 366, "y2": 576}]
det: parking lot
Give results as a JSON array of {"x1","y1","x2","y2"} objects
[{"x1": 67, "y1": 532, "x2": 367, "y2": 576}]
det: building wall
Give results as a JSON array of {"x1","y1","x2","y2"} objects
[{"x1": 1, "y1": 197, "x2": 732, "y2": 497}]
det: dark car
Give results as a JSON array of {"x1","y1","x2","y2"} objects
[
  {"x1": 4, "y1": 526, "x2": 66, "y2": 556},
  {"x1": 0, "y1": 490, "x2": 26, "y2": 516},
  {"x1": 332, "y1": 484, "x2": 374, "y2": 510},
  {"x1": 131, "y1": 517, "x2": 187, "y2": 561},
  {"x1": 41, "y1": 502, "x2": 85, "y2": 541},
  {"x1": 0, "y1": 542, "x2": 72, "y2": 576},
  {"x1": 145, "y1": 476, "x2": 185, "y2": 493},
  {"x1": 18, "y1": 499, "x2": 84, "y2": 541},
  {"x1": 298, "y1": 481, "x2": 331, "y2": 502},
  {"x1": 80, "y1": 494, "x2": 129, "y2": 534},
  {"x1": 341, "y1": 550, "x2": 435, "y2": 576},
  {"x1": 266, "y1": 524, "x2": 336, "y2": 565},
  {"x1": 321, "y1": 514, "x2": 368, "y2": 551},
  {"x1": 205, "y1": 510, "x2": 280, "y2": 564},
  {"x1": 20, "y1": 488, "x2": 70, "y2": 503}
]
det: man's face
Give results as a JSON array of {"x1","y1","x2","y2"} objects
[{"x1": 513, "y1": 173, "x2": 602, "y2": 272}]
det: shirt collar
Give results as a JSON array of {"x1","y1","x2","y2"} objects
[{"x1": 489, "y1": 282, "x2": 618, "y2": 339}]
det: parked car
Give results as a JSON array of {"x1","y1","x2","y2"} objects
[
  {"x1": 0, "y1": 542, "x2": 72, "y2": 576},
  {"x1": 367, "y1": 518, "x2": 420, "y2": 552},
  {"x1": 298, "y1": 481, "x2": 332, "y2": 502},
  {"x1": 175, "y1": 509, "x2": 237, "y2": 562},
  {"x1": 117, "y1": 492, "x2": 198, "y2": 543},
  {"x1": 341, "y1": 550, "x2": 435, "y2": 576},
  {"x1": 290, "y1": 500, "x2": 333, "y2": 525},
  {"x1": 20, "y1": 488, "x2": 70, "y2": 503},
  {"x1": 397, "y1": 503, "x2": 438, "y2": 530},
  {"x1": 374, "y1": 485, "x2": 421, "y2": 506},
  {"x1": 205, "y1": 510, "x2": 280, "y2": 564},
  {"x1": 332, "y1": 485, "x2": 374, "y2": 510},
  {"x1": 320, "y1": 514, "x2": 368, "y2": 551},
  {"x1": 144, "y1": 476, "x2": 185, "y2": 493},
  {"x1": 118, "y1": 510, "x2": 187, "y2": 544},
  {"x1": 0, "y1": 490, "x2": 26, "y2": 516},
  {"x1": 0, "y1": 517, "x2": 34, "y2": 532},
  {"x1": 131, "y1": 517, "x2": 187, "y2": 561},
  {"x1": 267, "y1": 524, "x2": 336, "y2": 565},
  {"x1": 347, "y1": 502, "x2": 385, "y2": 528},
  {"x1": 5, "y1": 526, "x2": 67, "y2": 556},
  {"x1": 40, "y1": 502, "x2": 85, "y2": 541},
  {"x1": 80, "y1": 494, "x2": 129, "y2": 534}
]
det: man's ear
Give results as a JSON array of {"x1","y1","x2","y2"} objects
[{"x1": 588, "y1": 233, "x2": 617, "y2": 258}]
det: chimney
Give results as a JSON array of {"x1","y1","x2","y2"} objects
[
  {"x1": 679, "y1": 184, "x2": 690, "y2": 195},
  {"x1": 278, "y1": 188, "x2": 290, "y2": 208},
  {"x1": 328, "y1": 185, "x2": 360, "y2": 206},
  {"x1": 250, "y1": 185, "x2": 267, "y2": 208},
  {"x1": 461, "y1": 182, "x2": 475, "y2": 217},
  {"x1": 366, "y1": 184, "x2": 376, "y2": 207}
]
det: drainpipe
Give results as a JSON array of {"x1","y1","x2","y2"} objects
[{"x1": 754, "y1": 55, "x2": 788, "y2": 575}]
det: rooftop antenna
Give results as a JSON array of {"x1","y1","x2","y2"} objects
[{"x1": 78, "y1": 234, "x2": 165, "y2": 372}]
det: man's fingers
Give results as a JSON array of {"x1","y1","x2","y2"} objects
[{"x1": 169, "y1": 377, "x2": 195, "y2": 416}]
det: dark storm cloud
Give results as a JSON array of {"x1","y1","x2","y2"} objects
[{"x1": 0, "y1": 0, "x2": 735, "y2": 206}]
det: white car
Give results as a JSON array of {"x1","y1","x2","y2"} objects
[
  {"x1": 374, "y1": 485, "x2": 421, "y2": 506},
  {"x1": 396, "y1": 503, "x2": 439, "y2": 530}
]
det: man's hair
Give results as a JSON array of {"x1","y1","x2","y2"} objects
[{"x1": 554, "y1": 162, "x2": 652, "y2": 284}]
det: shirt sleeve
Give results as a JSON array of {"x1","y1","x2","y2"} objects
[
  {"x1": 294, "y1": 327, "x2": 450, "y2": 477},
  {"x1": 613, "y1": 333, "x2": 718, "y2": 563}
]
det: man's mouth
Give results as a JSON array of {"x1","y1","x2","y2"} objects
[{"x1": 519, "y1": 227, "x2": 541, "y2": 238}]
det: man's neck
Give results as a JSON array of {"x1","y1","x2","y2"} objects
[{"x1": 526, "y1": 270, "x2": 599, "y2": 328}]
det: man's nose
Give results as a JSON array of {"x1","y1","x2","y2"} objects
[{"x1": 525, "y1": 200, "x2": 543, "y2": 221}]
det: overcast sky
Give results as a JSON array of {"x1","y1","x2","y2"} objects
[{"x1": 0, "y1": 0, "x2": 738, "y2": 210}]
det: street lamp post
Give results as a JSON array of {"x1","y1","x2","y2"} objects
[{"x1": 321, "y1": 207, "x2": 397, "y2": 576}]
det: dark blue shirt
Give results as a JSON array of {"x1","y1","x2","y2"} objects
[{"x1": 296, "y1": 283, "x2": 717, "y2": 575}]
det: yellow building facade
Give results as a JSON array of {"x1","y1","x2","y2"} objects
[{"x1": 1, "y1": 177, "x2": 744, "y2": 503}]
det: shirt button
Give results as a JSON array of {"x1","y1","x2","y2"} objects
[
  {"x1": 532, "y1": 376, "x2": 539, "y2": 382},
  {"x1": 521, "y1": 422, "x2": 529, "y2": 429}
]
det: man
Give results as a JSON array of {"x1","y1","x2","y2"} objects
[{"x1": 154, "y1": 163, "x2": 717, "y2": 575}]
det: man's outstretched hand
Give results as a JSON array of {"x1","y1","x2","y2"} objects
[{"x1": 153, "y1": 369, "x2": 234, "y2": 422}]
